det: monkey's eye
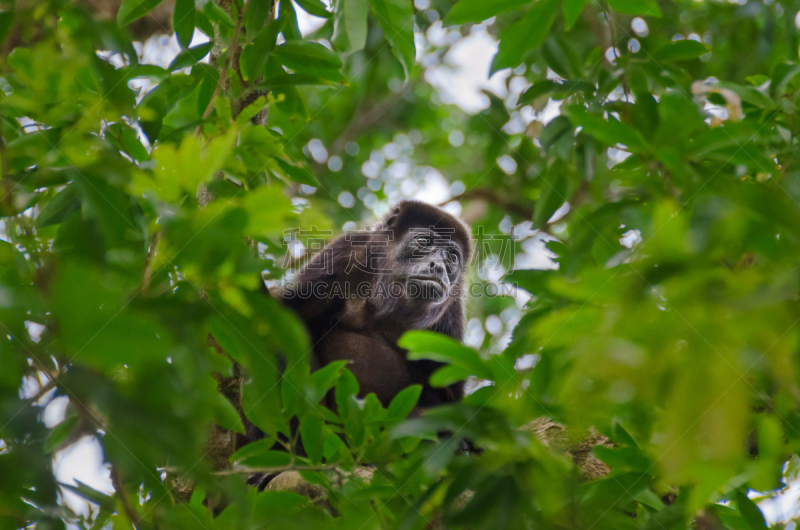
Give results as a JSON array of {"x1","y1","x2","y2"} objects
[
  {"x1": 416, "y1": 235, "x2": 432, "y2": 246},
  {"x1": 446, "y1": 250, "x2": 460, "y2": 265}
]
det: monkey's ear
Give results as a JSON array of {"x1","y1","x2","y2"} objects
[{"x1": 382, "y1": 205, "x2": 403, "y2": 229}]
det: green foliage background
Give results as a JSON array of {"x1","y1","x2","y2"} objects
[{"x1": 2, "y1": 0, "x2": 800, "y2": 527}]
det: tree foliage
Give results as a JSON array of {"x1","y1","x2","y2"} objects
[{"x1": 2, "y1": 0, "x2": 800, "y2": 528}]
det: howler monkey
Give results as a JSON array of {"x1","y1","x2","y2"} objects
[
  {"x1": 242, "y1": 200, "x2": 471, "y2": 481},
  {"x1": 279, "y1": 199, "x2": 471, "y2": 409}
]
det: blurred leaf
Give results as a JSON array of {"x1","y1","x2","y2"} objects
[
  {"x1": 44, "y1": 415, "x2": 80, "y2": 453},
  {"x1": 332, "y1": 0, "x2": 368, "y2": 52},
  {"x1": 566, "y1": 106, "x2": 647, "y2": 151},
  {"x1": 211, "y1": 391, "x2": 245, "y2": 434},
  {"x1": 534, "y1": 171, "x2": 569, "y2": 227},
  {"x1": 275, "y1": 158, "x2": 320, "y2": 187},
  {"x1": 117, "y1": 0, "x2": 164, "y2": 27},
  {"x1": 204, "y1": 1, "x2": 235, "y2": 28},
  {"x1": 542, "y1": 37, "x2": 582, "y2": 80},
  {"x1": 300, "y1": 416, "x2": 324, "y2": 464},
  {"x1": 58, "y1": 481, "x2": 115, "y2": 511},
  {"x1": 0, "y1": 12, "x2": 14, "y2": 44},
  {"x1": 653, "y1": 40, "x2": 709, "y2": 62},
  {"x1": 168, "y1": 42, "x2": 214, "y2": 71},
  {"x1": 607, "y1": 0, "x2": 661, "y2": 17},
  {"x1": 563, "y1": 0, "x2": 586, "y2": 29},
  {"x1": 401, "y1": 331, "x2": 492, "y2": 380},
  {"x1": 368, "y1": 0, "x2": 416, "y2": 79},
  {"x1": 445, "y1": 0, "x2": 531, "y2": 25},
  {"x1": 492, "y1": 0, "x2": 559, "y2": 73},
  {"x1": 273, "y1": 40, "x2": 344, "y2": 82},
  {"x1": 245, "y1": 0, "x2": 274, "y2": 38},
  {"x1": 387, "y1": 385, "x2": 422, "y2": 419},
  {"x1": 106, "y1": 122, "x2": 148, "y2": 162},
  {"x1": 240, "y1": 20, "x2": 282, "y2": 82},
  {"x1": 173, "y1": 0, "x2": 195, "y2": 49},
  {"x1": 295, "y1": 0, "x2": 331, "y2": 19},
  {"x1": 735, "y1": 490, "x2": 767, "y2": 529},
  {"x1": 36, "y1": 184, "x2": 81, "y2": 227}
]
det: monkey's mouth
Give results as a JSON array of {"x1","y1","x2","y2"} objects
[{"x1": 406, "y1": 277, "x2": 447, "y2": 300}]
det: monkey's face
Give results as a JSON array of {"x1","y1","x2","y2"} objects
[{"x1": 392, "y1": 229, "x2": 463, "y2": 307}]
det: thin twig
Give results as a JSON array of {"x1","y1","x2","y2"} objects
[
  {"x1": 448, "y1": 188, "x2": 534, "y2": 219},
  {"x1": 142, "y1": 230, "x2": 162, "y2": 294},
  {"x1": 211, "y1": 464, "x2": 339, "y2": 475},
  {"x1": 111, "y1": 466, "x2": 141, "y2": 526}
]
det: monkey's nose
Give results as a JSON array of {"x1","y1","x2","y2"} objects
[{"x1": 429, "y1": 261, "x2": 444, "y2": 274}]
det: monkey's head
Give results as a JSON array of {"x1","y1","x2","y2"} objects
[{"x1": 369, "y1": 201, "x2": 471, "y2": 331}]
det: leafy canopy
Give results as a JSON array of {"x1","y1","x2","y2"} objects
[{"x1": 1, "y1": 0, "x2": 800, "y2": 528}]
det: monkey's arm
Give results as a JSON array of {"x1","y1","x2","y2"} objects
[{"x1": 265, "y1": 232, "x2": 368, "y2": 324}]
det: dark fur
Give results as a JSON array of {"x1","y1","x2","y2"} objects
[
  {"x1": 280, "y1": 200, "x2": 471, "y2": 408},
  {"x1": 242, "y1": 201, "x2": 471, "y2": 486}
]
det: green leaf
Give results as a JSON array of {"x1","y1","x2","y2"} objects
[
  {"x1": 0, "y1": 11, "x2": 15, "y2": 44},
  {"x1": 106, "y1": 122, "x2": 148, "y2": 162},
  {"x1": 592, "y1": 446, "x2": 651, "y2": 473},
  {"x1": 335, "y1": 370, "x2": 360, "y2": 413},
  {"x1": 387, "y1": 385, "x2": 422, "y2": 419},
  {"x1": 735, "y1": 490, "x2": 767, "y2": 529},
  {"x1": 429, "y1": 365, "x2": 472, "y2": 387},
  {"x1": 273, "y1": 40, "x2": 344, "y2": 82},
  {"x1": 542, "y1": 36, "x2": 582, "y2": 80},
  {"x1": 630, "y1": 67, "x2": 658, "y2": 138},
  {"x1": 332, "y1": 0, "x2": 368, "y2": 53},
  {"x1": 173, "y1": 0, "x2": 195, "y2": 49},
  {"x1": 212, "y1": 391, "x2": 245, "y2": 434},
  {"x1": 310, "y1": 359, "x2": 348, "y2": 393},
  {"x1": 245, "y1": 0, "x2": 274, "y2": 39},
  {"x1": 120, "y1": 64, "x2": 169, "y2": 81},
  {"x1": 300, "y1": 416, "x2": 324, "y2": 464},
  {"x1": 242, "y1": 185, "x2": 297, "y2": 237},
  {"x1": 254, "y1": 491, "x2": 309, "y2": 513},
  {"x1": 653, "y1": 40, "x2": 708, "y2": 62},
  {"x1": 193, "y1": 63, "x2": 219, "y2": 117},
  {"x1": 368, "y1": 0, "x2": 415, "y2": 80},
  {"x1": 539, "y1": 115, "x2": 573, "y2": 152},
  {"x1": 518, "y1": 80, "x2": 558, "y2": 106},
  {"x1": 746, "y1": 74, "x2": 770, "y2": 87},
  {"x1": 44, "y1": 415, "x2": 80, "y2": 453},
  {"x1": 400, "y1": 331, "x2": 491, "y2": 380},
  {"x1": 771, "y1": 63, "x2": 800, "y2": 96},
  {"x1": 230, "y1": 438, "x2": 273, "y2": 463},
  {"x1": 491, "y1": 0, "x2": 559, "y2": 73},
  {"x1": 563, "y1": 0, "x2": 586, "y2": 29},
  {"x1": 517, "y1": 79, "x2": 595, "y2": 106},
  {"x1": 275, "y1": 159, "x2": 320, "y2": 187},
  {"x1": 117, "y1": 0, "x2": 164, "y2": 27},
  {"x1": 279, "y1": 0, "x2": 304, "y2": 40},
  {"x1": 37, "y1": 184, "x2": 81, "y2": 227},
  {"x1": 240, "y1": 19, "x2": 282, "y2": 82},
  {"x1": 236, "y1": 96, "x2": 269, "y2": 125},
  {"x1": 534, "y1": 171, "x2": 569, "y2": 227},
  {"x1": 295, "y1": 0, "x2": 332, "y2": 19},
  {"x1": 566, "y1": 106, "x2": 647, "y2": 151},
  {"x1": 168, "y1": 42, "x2": 213, "y2": 71},
  {"x1": 239, "y1": 450, "x2": 292, "y2": 468},
  {"x1": 607, "y1": 0, "x2": 661, "y2": 17},
  {"x1": 58, "y1": 481, "x2": 115, "y2": 511},
  {"x1": 204, "y1": 1, "x2": 235, "y2": 28},
  {"x1": 445, "y1": 0, "x2": 531, "y2": 26}
]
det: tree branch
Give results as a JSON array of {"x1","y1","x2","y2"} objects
[
  {"x1": 111, "y1": 466, "x2": 141, "y2": 526},
  {"x1": 448, "y1": 188, "x2": 534, "y2": 220}
]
